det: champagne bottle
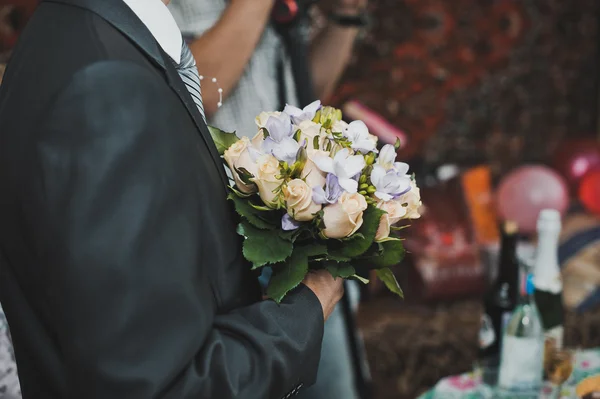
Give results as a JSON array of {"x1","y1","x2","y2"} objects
[
  {"x1": 533, "y1": 209, "x2": 564, "y2": 349},
  {"x1": 478, "y1": 220, "x2": 520, "y2": 384},
  {"x1": 498, "y1": 274, "x2": 544, "y2": 392}
]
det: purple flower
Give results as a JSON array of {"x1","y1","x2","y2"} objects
[
  {"x1": 284, "y1": 100, "x2": 322, "y2": 125},
  {"x1": 312, "y1": 174, "x2": 344, "y2": 205},
  {"x1": 370, "y1": 164, "x2": 412, "y2": 202},
  {"x1": 262, "y1": 113, "x2": 299, "y2": 164},
  {"x1": 311, "y1": 148, "x2": 366, "y2": 193},
  {"x1": 281, "y1": 214, "x2": 302, "y2": 231}
]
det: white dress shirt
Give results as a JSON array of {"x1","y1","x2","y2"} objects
[{"x1": 122, "y1": 0, "x2": 182, "y2": 64}]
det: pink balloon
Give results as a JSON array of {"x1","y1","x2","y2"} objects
[{"x1": 496, "y1": 165, "x2": 569, "y2": 233}]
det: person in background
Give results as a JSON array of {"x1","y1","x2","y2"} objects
[{"x1": 168, "y1": 1, "x2": 368, "y2": 398}]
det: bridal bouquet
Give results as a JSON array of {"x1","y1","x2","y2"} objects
[{"x1": 209, "y1": 101, "x2": 421, "y2": 303}]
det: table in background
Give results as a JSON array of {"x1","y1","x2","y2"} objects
[{"x1": 418, "y1": 348, "x2": 600, "y2": 399}]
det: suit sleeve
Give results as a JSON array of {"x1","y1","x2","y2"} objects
[{"x1": 28, "y1": 60, "x2": 324, "y2": 399}]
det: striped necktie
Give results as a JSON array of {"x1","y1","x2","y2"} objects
[{"x1": 174, "y1": 41, "x2": 206, "y2": 123}]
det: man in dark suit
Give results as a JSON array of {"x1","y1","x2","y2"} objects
[{"x1": 0, "y1": 0, "x2": 344, "y2": 398}]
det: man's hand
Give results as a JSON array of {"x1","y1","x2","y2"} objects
[{"x1": 302, "y1": 270, "x2": 345, "y2": 321}]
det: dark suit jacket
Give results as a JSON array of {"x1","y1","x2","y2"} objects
[{"x1": 0, "y1": 0, "x2": 324, "y2": 398}]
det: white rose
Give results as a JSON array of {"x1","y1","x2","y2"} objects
[
  {"x1": 397, "y1": 180, "x2": 422, "y2": 219},
  {"x1": 297, "y1": 120, "x2": 322, "y2": 144},
  {"x1": 302, "y1": 149, "x2": 329, "y2": 189},
  {"x1": 284, "y1": 179, "x2": 322, "y2": 221},
  {"x1": 255, "y1": 111, "x2": 281, "y2": 129},
  {"x1": 377, "y1": 199, "x2": 408, "y2": 224},
  {"x1": 322, "y1": 192, "x2": 368, "y2": 239},
  {"x1": 375, "y1": 214, "x2": 391, "y2": 241},
  {"x1": 252, "y1": 154, "x2": 283, "y2": 208},
  {"x1": 224, "y1": 137, "x2": 258, "y2": 194},
  {"x1": 375, "y1": 200, "x2": 408, "y2": 241},
  {"x1": 251, "y1": 130, "x2": 265, "y2": 149}
]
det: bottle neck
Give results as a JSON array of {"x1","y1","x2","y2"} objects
[
  {"x1": 533, "y1": 229, "x2": 562, "y2": 294},
  {"x1": 497, "y1": 233, "x2": 519, "y2": 282}
]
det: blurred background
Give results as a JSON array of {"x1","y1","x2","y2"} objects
[{"x1": 2, "y1": 0, "x2": 600, "y2": 398}]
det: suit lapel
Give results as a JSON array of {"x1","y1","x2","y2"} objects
[
  {"x1": 160, "y1": 51, "x2": 229, "y2": 187},
  {"x1": 43, "y1": 0, "x2": 229, "y2": 188}
]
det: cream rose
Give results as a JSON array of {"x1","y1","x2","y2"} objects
[
  {"x1": 302, "y1": 149, "x2": 329, "y2": 189},
  {"x1": 251, "y1": 130, "x2": 265, "y2": 149},
  {"x1": 375, "y1": 214, "x2": 391, "y2": 241},
  {"x1": 397, "y1": 180, "x2": 422, "y2": 219},
  {"x1": 252, "y1": 154, "x2": 283, "y2": 208},
  {"x1": 224, "y1": 137, "x2": 258, "y2": 194},
  {"x1": 375, "y1": 200, "x2": 408, "y2": 241},
  {"x1": 322, "y1": 192, "x2": 368, "y2": 239},
  {"x1": 255, "y1": 111, "x2": 281, "y2": 129},
  {"x1": 284, "y1": 179, "x2": 322, "y2": 221}
]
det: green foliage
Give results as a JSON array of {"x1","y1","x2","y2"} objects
[
  {"x1": 371, "y1": 240, "x2": 406, "y2": 269},
  {"x1": 329, "y1": 205, "x2": 385, "y2": 259},
  {"x1": 208, "y1": 125, "x2": 239, "y2": 155},
  {"x1": 376, "y1": 268, "x2": 404, "y2": 298},
  {"x1": 236, "y1": 221, "x2": 293, "y2": 269},
  {"x1": 267, "y1": 246, "x2": 310, "y2": 303},
  {"x1": 325, "y1": 262, "x2": 356, "y2": 279},
  {"x1": 228, "y1": 193, "x2": 274, "y2": 230}
]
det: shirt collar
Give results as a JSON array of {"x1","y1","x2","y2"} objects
[{"x1": 122, "y1": 0, "x2": 182, "y2": 64}]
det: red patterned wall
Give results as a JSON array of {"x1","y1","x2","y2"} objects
[{"x1": 331, "y1": 0, "x2": 600, "y2": 169}]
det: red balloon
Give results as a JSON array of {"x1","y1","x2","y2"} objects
[
  {"x1": 496, "y1": 165, "x2": 569, "y2": 233},
  {"x1": 552, "y1": 139, "x2": 600, "y2": 194},
  {"x1": 579, "y1": 170, "x2": 600, "y2": 216}
]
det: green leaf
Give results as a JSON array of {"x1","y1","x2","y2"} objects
[
  {"x1": 267, "y1": 247, "x2": 310, "y2": 303},
  {"x1": 328, "y1": 253, "x2": 351, "y2": 262},
  {"x1": 234, "y1": 166, "x2": 255, "y2": 185},
  {"x1": 330, "y1": 205, "x2": 385, "y2": 259},
  {"x1": 304, "y1": 244, "x2": 328, "y2": 257},
  {"x1": 249, "y1": 203, "x2": 273, "y2": 212},
  {"x1": 325, "y1": 262, "x2": 356, "y2": 279},
  {"x1": 376, "y1": 236, "x2": 402, "y2": 243},
  {"x1": 208, "y1": 125, "x2": 239, "y2": 156},
  {"x1": 228, "y1": 193, "x2": 274, "y2": 230},
  {"x1": 351, "y1": 274, "x2": 370, "y2": 284},
  {"x1": 229, "y1": 186, "x2": 253, "y2": 198},
  {"x1": 237, "y1": 221, "x2": 293, "y2": 268},
  {"x1": 371, "y1": 240, "x2": 406, "y2": 269},
  {"x1": 376, "y1": 268, "x2": 403, "y2": 298}
]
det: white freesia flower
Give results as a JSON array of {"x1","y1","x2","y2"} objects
[
  {"x1": 312, "y1": 148, "x2": 365, "y2": 193},
  {"x1": 284, "y1": 100, "x2": 321, "y2": 125},
  {"x1": 322, "y1": 192, "x2": 368, "y2": 239},
  {"x1": 284, "y1": 179, "x2": 322, "y2": 222},
  {"x1": 331, "y1": 120, "x2": 349, "y2": 134},
  {"x1": 377, "y1": 144, "x2": 409, "y2": 173},
  {"x1": 343, "y1": 120, "x2": 378, "y2": 154}
]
